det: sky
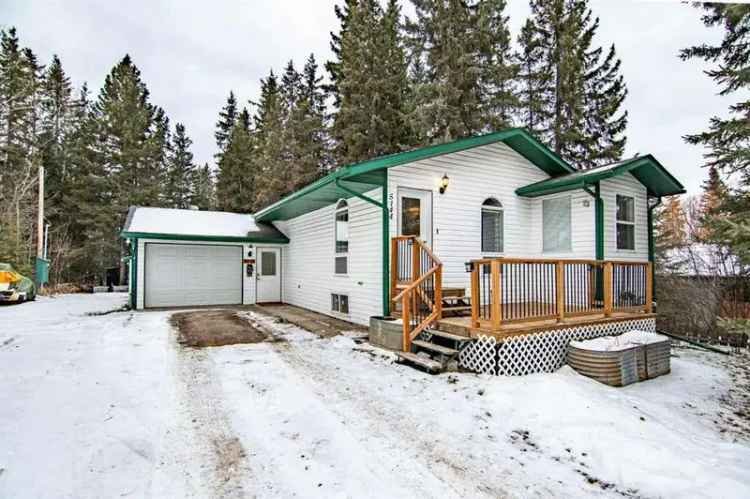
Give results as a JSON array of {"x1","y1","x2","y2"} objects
[{"x1": 1, "y1": 0, "x2": 738, "y2": 196}]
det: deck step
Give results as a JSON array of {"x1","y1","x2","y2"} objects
[
  {"x1": 412, "y1": 339, "x2": 458, "y2": 356},
  {"x1": 429, "y1": 328, "x2": 473, "y2": 343},
  {"x1": 443, "y1": 295, "x2": 470, "y2": 302},
  {"x1": 396, "y1": 351, "x2": 444, "y2": 373}
]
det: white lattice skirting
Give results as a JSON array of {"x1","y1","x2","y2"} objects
[{"x1": 458, "y1": 318, "x2": 657, "y2": 376}]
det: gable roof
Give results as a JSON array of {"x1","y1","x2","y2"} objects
[
  {"x1": 515, "y1": 155, "x2": 685, "y2": 198},
  {"x1": 120, "y1": 206, "x2": 289, "y2": 243},
  {"x1": 254, "y1": 128, "x2": 575, "y2": 222}
]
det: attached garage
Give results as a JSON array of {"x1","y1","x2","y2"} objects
[{"x1": 121, "y1": 207, "x2": 289, "y2": 310}]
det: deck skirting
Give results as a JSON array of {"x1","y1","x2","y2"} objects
[{"x1": 457, "y1": 317, "x2": 657, "y2": 376}]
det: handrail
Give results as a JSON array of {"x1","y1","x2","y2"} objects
[
  {"x1": 470, "y1": 257, "x2": 653, "y2": 330},
  {"x1": 390, "y1": 236, "x2": 443, "y2": 351}
]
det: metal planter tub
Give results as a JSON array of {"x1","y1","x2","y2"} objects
[
  {"x1": 567, "y1": 331, "x2": 671, "y2": 387},
  {"x1": 369, "y1": 316, "x2": 403, "y2": 351}
]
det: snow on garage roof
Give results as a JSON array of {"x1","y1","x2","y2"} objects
[{"x1": 120, "y1": 206, "x2": 289, "y2": 243}]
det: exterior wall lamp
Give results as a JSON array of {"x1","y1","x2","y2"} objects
[
  {"x1": 439, "y1": 174, "x2": 449, "y2": 194},
  {"x1": 464, "y1": 261, "x2": 474, "y2": 273}
]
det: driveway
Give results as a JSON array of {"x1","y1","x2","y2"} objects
[{"x1": 1, "y1": 294, "x2": 748, "y2": 498}]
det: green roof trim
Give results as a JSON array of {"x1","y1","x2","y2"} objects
[
  {"x1": 254, "y1": 128, "x2": 575, "y2": 222},
  {"x1": 515, "y1": 155, "x2": 686, "y2": 198},
  {"x1": 120, "y1": 231, "x2": 289, "y2": 244}
]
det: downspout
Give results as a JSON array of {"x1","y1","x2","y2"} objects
[
  {"x1": 647, "y1": 196, "x2": 662, "y2": 298},
  {"x1": 335, "y1": 177, "x2": 390, "y2": 316}
]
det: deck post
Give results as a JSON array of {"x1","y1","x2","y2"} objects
[
  {"x1": 645, "y1": 262, "x2": 653, "y2": 314},
  {"x1": 390, "y1": 238, "x2": 398, "y2": 302},
  {"x1": 603, "y1": 262, "x2": 613, "y2": 317},
  {"x1": 556, "y1": 261, "x2": 565, "y2": 322},
  {"x1": 435, "y1": 265, "x2": 443, "y2": 320},
  {"x1": 470, "y1": 264, "x2": 480, "y2": 328},
  {"x1": 491, "y1": 260, "x2": 502, "y2": 330},
  {"x1": 402, "y1": 293, "x2": 411, "y2": 351}
]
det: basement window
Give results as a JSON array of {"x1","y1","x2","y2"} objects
[
  {"x1": 335, "y1": 200, "x2": 349, "y2": 274},
  {"x1": 331, "y1": 293, "x2": 349, "y2": 314},
  {"x1": 616, "y1": 194, "x2": 635, "y2": 250}
]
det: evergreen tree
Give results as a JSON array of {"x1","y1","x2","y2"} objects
[
  {"x1": 516, "y1": 18, "x2": 551, "y2": 139},
  {"x1": 216, "y1": 122, "x2": 257, "y2": 213},
  {"x1": 682, "y1": 3, "x2": 750, "y2": 267},
  {"x1": 520, "y1": 0, "x2": 628, "y2": 167},
  {"x1": 329, "y1": 0, "x2": 414, "y2": 163},
  {"x1": 476, "y1": 0, "x2": 518, "y2": 130},
  {"x1": 253, "y1": 70, "x2": 287, "y2": 209},
  {"x1": 191, "y1": 162, "x2": 215, "y2": 210},
  {"x1": 407, "y1": 0, "x2": 483, "y2": 141},
  {"x1": 215, "y1": 91, "x2": 237, "y2": 155},
  {"x1": 325, "y1": 0, "x2": 358, "y2": 109},
  {"x1": 654, "y1": 196, "x2": 688, "y2": 273},
  {"x1": 165, "y1": 122, "x2": 196, "y2": 209}
]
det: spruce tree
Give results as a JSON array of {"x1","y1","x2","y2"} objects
[
  {"x1": 165, "y1": 122, "x2": 196, "y2": 209},
  {"x1": 516, "y1": 18, "x2": 551, "y2": 140},
  {"x1": 682, "y1": 3, "x2": 750, "y2": 266},
  {"x1": 253, "y1": 70, "x2": 287, "y2": 209},
  {"x1": 215, "y1": 91, "x2": 238, "y2": 155},
  {"x1": 191, "y1": 162, "x2": 215, "y2": 210},
  {"x1": 216, "y1": 122, "x2": 257, "y2": 213},
  {"x1": 329, "y1": 0, "x2": 414, "y2": 163}
]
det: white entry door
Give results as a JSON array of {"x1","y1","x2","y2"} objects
[
  {"x1": 398, "y1": 188, "x2": 433, "y2": 246},
  {"x1": 256, "y1": 247, "x2": 281, "y2": 303}
]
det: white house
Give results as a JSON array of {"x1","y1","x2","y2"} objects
[{"x1": 123, "y1": 129, "x2": 684, "y2": 348}]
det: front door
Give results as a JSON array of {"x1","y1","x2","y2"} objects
[
  {"x1": 256, "y1": 247, "x2": 281, "y2": 303},
  {"x1": 398, "y1": 188, "x2": 432, "y2": 246}
]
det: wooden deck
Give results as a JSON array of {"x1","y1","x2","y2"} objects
[{"x1": 436, "y1": 311, "x2": 657, "y2": 340}]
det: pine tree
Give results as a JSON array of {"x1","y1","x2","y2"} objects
[
  {"x1": 215, "y1": 91, "x2": 237, "y2": 155},
  {"x1": 516, "y1": 18, "x2": 551, "y2": 140},
  {"x1": 325, "y1": 0, "x2": 358, "y2": 109},
  {"x1": 253, "y1": 70, "x2": 287, "y2": 209},
  {"x1": 682, "y1": 3, "x2": 750, "y2": 267},
  {"x1": 216, "y1": 122, "x2": 257, "y2": 213},
  {"x1": 165, "y1": 122, "x2": 196, "y2": 209},
  {"x1": 329, "y1": 0, "x2": 414, "y2": 163}
]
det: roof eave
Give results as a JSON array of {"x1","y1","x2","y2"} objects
[{"x1": 119, "y1": 231, "x2": 290, "y2": 244}]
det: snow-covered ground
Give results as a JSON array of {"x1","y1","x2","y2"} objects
[{"x1": 1, "y1": 294, "x2": 748, "y2": 499}]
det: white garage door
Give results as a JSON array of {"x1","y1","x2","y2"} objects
[{"x1": 144, "y1": 243, "x2": 242, "y2": 308}]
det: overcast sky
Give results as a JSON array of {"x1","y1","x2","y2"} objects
[{"x1": 2, "y1": 0, "x2": 737, "y2": 195}]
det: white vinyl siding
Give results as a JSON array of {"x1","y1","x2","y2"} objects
[
  {"x1": 388, "y1": 142, "x2": 559, "y2": 291},
  {"x1": 274, "y1": 188, "x2": 382, "y2": 326}
]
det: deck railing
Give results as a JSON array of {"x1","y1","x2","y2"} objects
[
  {"x1": 390, "y1": 236, "x2": 442, "y2": 351},
  {"x1": 469, "y1": 258, "x2": 652, "y2": 330}
]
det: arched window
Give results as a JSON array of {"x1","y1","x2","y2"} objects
[
  {"x1": 334, "y1": 200, "x2": 349, "y2": 274},
  {"x1": 481, "y1": 198, "x2": 503, "y2": 253}
]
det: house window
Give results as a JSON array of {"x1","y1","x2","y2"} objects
[
  {"x1": 481, "y1": 198, "x2": 504, "y2": 253},
  {"x1": 543, "y1": 196, "x2": 572, "y2": 253},
  {"x1": 616, "y1": 194, "x2": 635, "y2": 250},
  {"x1": 335, "y1": 200, "x2": 349, "y2": 274},
  {"x1": 331, "y1": 293, "x2": 349, "y2": 314}
]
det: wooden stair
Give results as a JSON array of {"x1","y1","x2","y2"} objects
[{"x1": 395, "y1": 328, "x2": 474, "y2": 374}]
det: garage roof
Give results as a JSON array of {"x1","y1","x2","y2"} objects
[{"x1": 120, "y1": 207, "x2": 289, "y2": 243}]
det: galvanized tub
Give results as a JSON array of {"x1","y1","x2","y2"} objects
[{"x1": 567, "y1": 331, "x2": 670, "y2": 387}]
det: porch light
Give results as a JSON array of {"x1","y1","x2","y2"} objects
[
  {"x1": 465, "y1": 261, "x2": 474, "y2": 273},
  {"x1": 439, "y1": 174, "x2": 449, "y2": 194}
]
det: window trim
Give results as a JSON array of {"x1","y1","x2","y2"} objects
[
  {"x1": 481, "y1": 197, "x2": 504, "y2": 255},
  {"x1": 542, "y1": 194, "x2": 573, "y2": 254},
  {"x1": 615, "y1": 194, "x2": 636, "y2": 251},
  {"x1": 334, "y1": 199, "x2": 349, "y2": 275}
]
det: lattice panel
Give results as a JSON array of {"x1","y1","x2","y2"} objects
[
  {"x1": 458, "y1": 335, "x2": 498, "y2": 375},
  {"x1": 496, "y1": 318, "x2": 656, "y2": 376}
]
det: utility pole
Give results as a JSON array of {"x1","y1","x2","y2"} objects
[{"x1": 37, "y1": 165, "x2": 44, "y2": 259}]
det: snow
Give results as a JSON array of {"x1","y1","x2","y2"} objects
[
  {"x1": 126, "y1": 206, "x2": 258, "y2": 237},
  {"x1": 570, "y1": 330, "x2": 669, "y2": 351},
  {"x1": 2, "y1": 294, "x2": 749, "y2": 498}
]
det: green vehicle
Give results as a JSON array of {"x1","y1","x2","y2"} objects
[{"x1": 0, "y1": 263, "x2": 36, "y2": 303}]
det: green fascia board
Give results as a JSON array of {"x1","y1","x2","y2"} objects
[
  {"x1": 254, "y1": 128, "x2": 574, "y2": 222},
  {"x1": 120, "y1": 231, "x2": 289, "y2": 244},
  {"x1": 515, "y1": 155, "x2": 686, "y2": 198}
]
